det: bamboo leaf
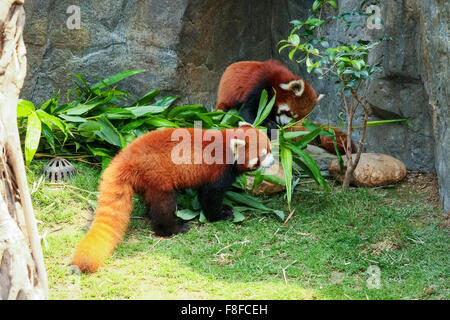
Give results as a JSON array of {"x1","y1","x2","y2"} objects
[
  {"x1": 119, "y1": 119, "x2": 146, "y2": 132},
  {"x1": 176, "y1": 209, "x2": 200, "y2": 221},
  {"x1": 36, "y1": 109, "x2": 68, "y2": 143},
  {"x1": 225, "y1": 191, "x2": 283, "y2": 220},
  {"x1": 366, "y1": 119, "x2": 412, "y2": 128},
  {"x1": 101, "y1": 156, "x2": 112, "y2": 170},
  {"x1": 283, "y1": 131, "x2": 311, "y2": 140},
  {"x1": 280, "y1": 145, "x2": 293, "y2": 210},
  {"x1": 232, "y1": 208, "x2": 246, "y2": 223},
  {"x1": 25, "y1": 111, "x2": 42, "y2": 165},
  {"x1": 79, "y1": 120, "x2": 103, "y2": 133},
  {"x1": 86, "y1": 145, "x2": 114, "y2": 158},
  {"x1": 313, "y1": 0, "x2": 322, "y2": 11},
  {"x1": 17, "y1": 99, "x2": 35, "y2": 117},
  {"x1": 261, "y1": 174, "x2": 286, "y2": 186},
  {"x1": 125, "y1": 105, "x2": 171, "y2": 117},
  {"x1": 153, "y1": 96, "x2": 178, "y2": 108},
  {"x1": 95, "y1": 116, "x2": 126, "y2": 148},
  {"x1": 40, "y1": 122, "x2": 55, "y2": 153},
  {"x1": 145, "y1": 117, "x2": 180, "y2": 128},
  {"x1": 288, "y1": 143, "x2": 328, "y2": 191},
  {"x1": 199, "y1": 211, "x2": 207, "y2": 223},
  {"x1": 67, "y1": 73, "x2": 93, "y2": 96},
  {"x1": 327, "y1": 0, "x2": 337, "y2": 9},
  {"x1": 293, "y1": 127, "x2": 323, "y2": 149},
  {"x1": 220, "y1": 109, "x2": 242, "y2": 126},
  {"x1": 328, "y1": 128, "x2": 345, "y2": 172},
  {"x1": 131, "y1": 89, "x2": 161, "y2": 106},
  {"x1": 103, "y1": 107, "x2": 136, "y2": 120},
  {"x1": 66, "y1": 103, "x2": 99, "y2": 116},
  {"x1": 91, "y1": 70, "x2": 146, "y2": 90},
  {"x1": 58, "y1": 114, "x2": 87, "y2": 122},
  {"x1": 167, "y1": 105, "x2": 207, "y2": 118},
  {"x1": 251, "y1": 170, "x2": 264, "y2": 191},
  {"x1": 254, "y1": 89, "x2": 276, "y2": 127},
  {"x1": 36, "y1": 110, "x2": 67, "y2": 133}
]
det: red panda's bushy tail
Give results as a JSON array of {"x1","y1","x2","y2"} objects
[{"x1": 72, "y1": 163, "x2": 134, "y2": 273}]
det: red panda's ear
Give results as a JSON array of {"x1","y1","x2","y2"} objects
[
  {"x1": 279, "y1": 79, "x2": 305, "y2": 97},
  {"x1": 230, "y1": 138, "x2": 246, "y2": 156},
  {"x1": 317, "y1": 94, "x2": 325, "y2": 102},
  {"x1": 238, "y1": 121, "x2": 253, "y2": 127}
]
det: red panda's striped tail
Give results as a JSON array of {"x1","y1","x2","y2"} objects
[{"x1": 72, "y1": 164, "x2": 134, "y2": 273}]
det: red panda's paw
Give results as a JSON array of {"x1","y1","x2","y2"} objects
[
  {"x1": 178, "y1": 222, "x2": 191, "y2": 234},
  {"x1": 154, "y1": 222, "x2": 190, "y2": 237},
  {"x1": 221, "y1": 205, "x2": 234, "y2": 221}
]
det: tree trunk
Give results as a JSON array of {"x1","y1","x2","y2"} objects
[{"x1": 0, "y1": 0, "x2": 48, "y2": 299}]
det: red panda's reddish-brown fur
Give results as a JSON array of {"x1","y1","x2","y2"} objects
[
  {"x1": 73, "y1": 126, "x2": 272, "y2": 273},
  {"x1": 286, "y1": 123, "x2": 356, "y2": 155},
  {"x1": 215, "y1": 60, "x2": 356, "y2": 154},
  {"x1": 216, "y1": 60, "x2": 318, "y2": 121}
]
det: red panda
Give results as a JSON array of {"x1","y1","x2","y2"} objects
[
  {"x1": 215, "y1": 60, "x2": 356, "y2": 154},
  {"x1": 286, "y1": 123, "x2": 356, "y2": 155},
  {"x1": 72, "y1": 122, "x2": 273, "y2": 273}
]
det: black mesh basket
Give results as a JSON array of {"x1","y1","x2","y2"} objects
[{"x1": 42, "y1": 157, "x2": 76, "y2": 183}]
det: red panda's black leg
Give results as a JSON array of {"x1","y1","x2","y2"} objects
[
  {"x1": 198, "y1": 167, "x2": 238, "y2": 222},
  {"x1": 235, "y1": 82, "x2": 270, "y2": 123},
  {"x1": 144, "y1": 190, "x2": 189, "y2": 236},
  {"x1": 198, "y1": 185, "x2": 233, "y2": 222},
  {"x1": 237, "y1": 81, "x2": 279, "y2": 139}
]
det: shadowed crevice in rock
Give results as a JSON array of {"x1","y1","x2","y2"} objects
[{"x1": 175, "y1": 0, "x2": 303, "y2": 108}]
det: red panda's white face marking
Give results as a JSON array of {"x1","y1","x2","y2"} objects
[
  {"x1": 276, "y1": 104, "x2": 295, "y2": 125},
  {"x1": 260, "y1": 152, "x2": 274, "y2": 169},
  {"x1": 277, "y1": 104, "x2": 291, "y2": 113},
  {"x1": 230, "y1": 124, "x2": 273, "y2": 171},
  {"x1": 317, "y1": 94, "x2": 325, "y2": 102},
  {"x1": 248, "y1": 148, "x2": 274, "y2": 170},
  {"x1": 248, "y1": 157, "x2": 259, "y2": 168},
  {"x1": 276, "y1": 114, "x2": 293, "y2": 126}
]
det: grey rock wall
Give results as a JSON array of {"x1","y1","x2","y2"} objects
[
  {"x1": 371, "y1": 0, "x2": 448, "y2": 212},
  {"x1": 21, "y1": 0, "x2": 448, "y2": 212}
]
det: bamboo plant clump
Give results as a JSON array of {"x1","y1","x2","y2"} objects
[{"x1": 279, "y1": 0, "x2": 408, "y2": 188}]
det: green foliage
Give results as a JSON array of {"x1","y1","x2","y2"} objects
[
  {"x1": 278, "y1": 0, "x2": 410, "y2": 190},
  {"x1": 252, "y1": 88, "x2": 276, "y2": 127},
  {"x1": 18, "y1": 71, "x2": 291, "y2": 220},
  {"x1": 278, "y1": 120, "x2": 333, "y2": 210},
  {"x1": 278, "y1": 1, "x2": 394, "y2": 94},
  {"x1": 18, "y1": 98, "x2": 69, "y2": 165},
  {"x1": 280, "y1": 25, "x2": 383, "y2": 92},
  {"x1": 18, "y1": 70, "x2": 344, "y2": 218},
  {"x1": 29, "y1": 161, "x2": 449, "y2": 299},
  {"x1": 245, "y1": 88, "x2": 334, "y2": 210},
  {"x1": 18, "y1": 70, "x2": 241, "y2": 167}
]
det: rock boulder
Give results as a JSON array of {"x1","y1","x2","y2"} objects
[{"x1": 328, "y1": 153, "x2": 407, "y2": 187}]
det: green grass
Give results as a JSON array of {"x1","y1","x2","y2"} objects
[{"x1": 27, "y1": 160, "x2": 449, "y2": 300}]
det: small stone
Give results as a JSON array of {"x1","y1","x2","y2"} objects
[
  {"x1": 246, "y1": 162, "x2": 285, "y2": 195},
  {"x1": 328, "y1": 153, "x2": 407, "y2": 187},
  {"x1": 305, "y1": 144, "x2": 338, "y2": 171}
]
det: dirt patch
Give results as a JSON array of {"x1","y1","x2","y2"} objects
[
  {"x1": 213, "y1": 253, "x2": 234, "y2": 266},
  {"x1": 358, "y1": 236, "x2": 400, "y2": 257},
  {"x1": 369, "y1": 238, "x2": 400, "y2": 256},
  {"x1": 439, "y1": 215, "x2": 450, "y2": 230},
  {"x1": 404, "y1": 171, "x2": 441, "y2": 204}
]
